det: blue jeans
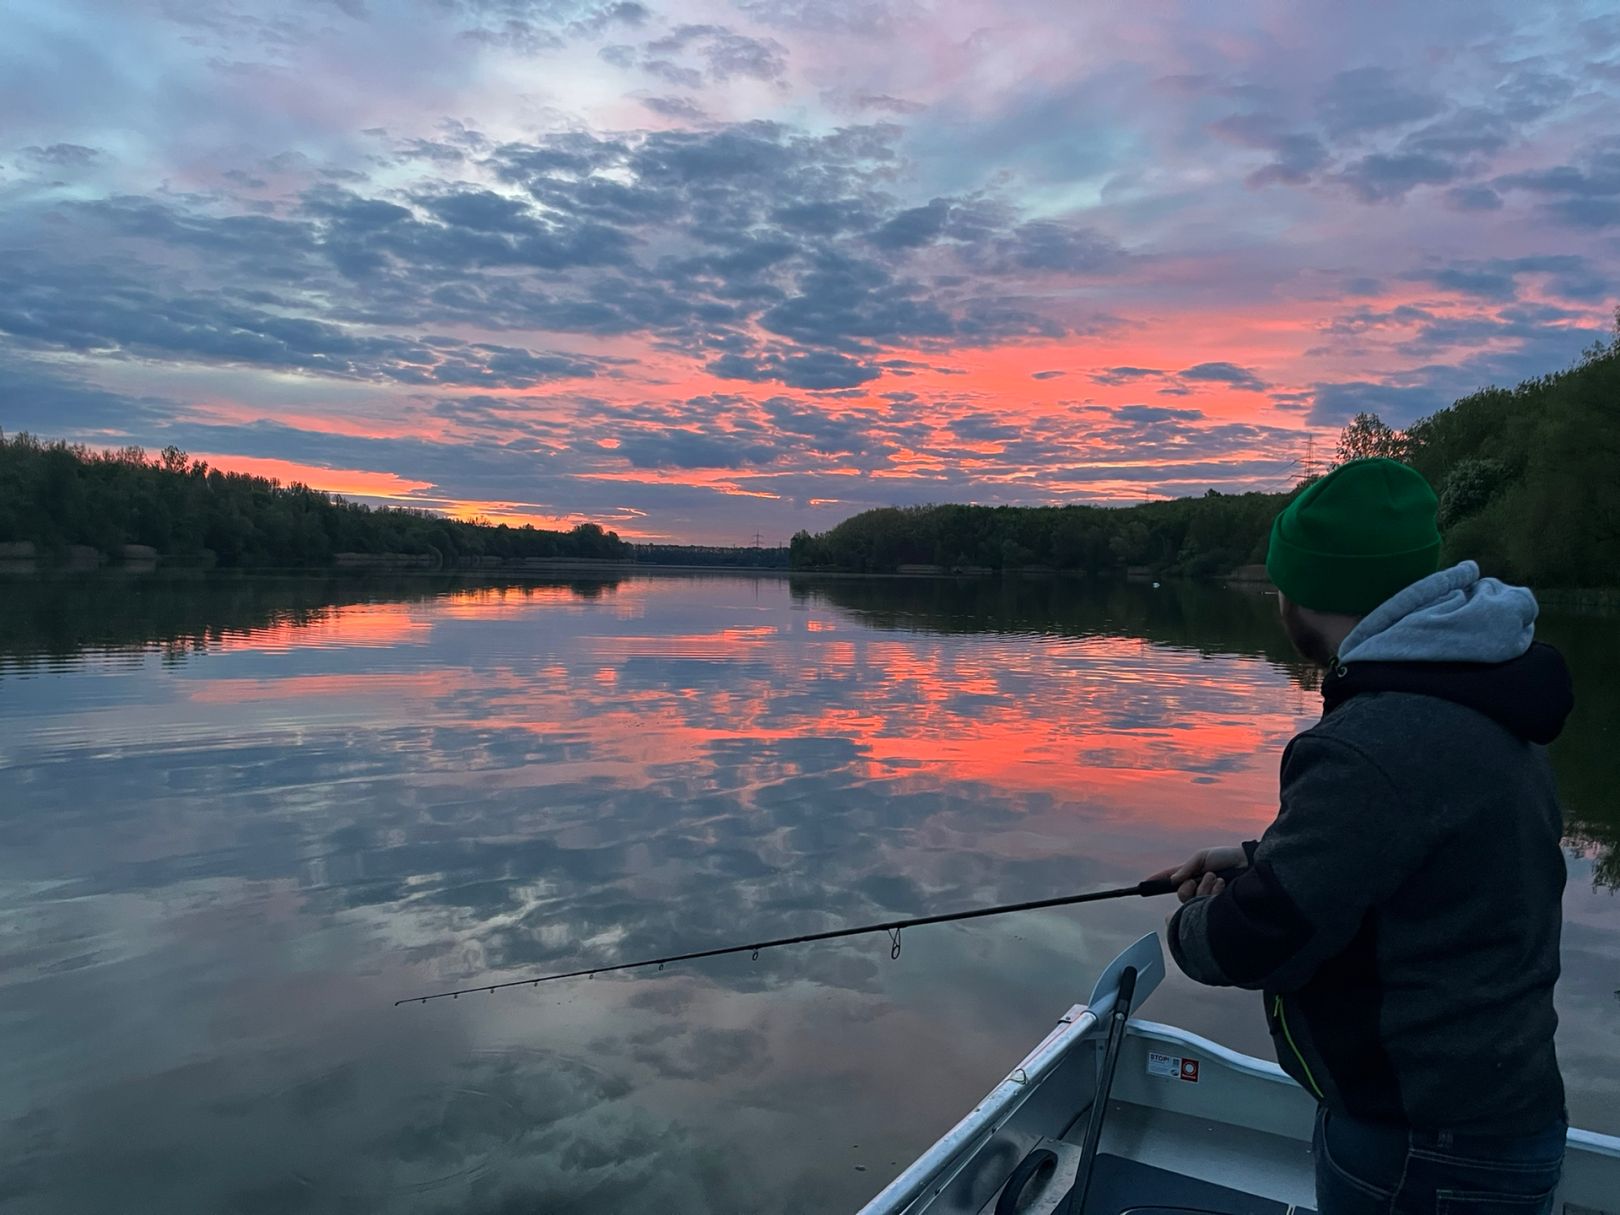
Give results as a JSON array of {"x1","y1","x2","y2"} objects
[{"x1": 1313, "y1": 1105, "x2": 1566, "y2": 1215}]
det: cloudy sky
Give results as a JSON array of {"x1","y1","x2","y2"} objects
[{"x1": 3, "y1": 0, "x2": 1618, "y2": 542}]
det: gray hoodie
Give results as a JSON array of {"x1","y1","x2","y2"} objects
[
  {"x1": 1337, "y1": 560, "x2": 1538, "y2": 665},
  {"x1": 1170, "y1": 562, "x2": 1572, "y2": 1134}
]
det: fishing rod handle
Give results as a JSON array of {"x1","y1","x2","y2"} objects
[{"x1": 1136, "y1": 865, "x2": 1247, "y2": 898}]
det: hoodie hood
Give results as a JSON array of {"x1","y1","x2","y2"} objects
[
  {"x1": 1326, "y1": 561, "x2": 1573, "y2": 744},
  {"x1": 1337, "y1": 560, "x2": 1537, "y2": 665},
  {"x1": 1323, "y1": 642, "x2": 1574, "y2": 744}
]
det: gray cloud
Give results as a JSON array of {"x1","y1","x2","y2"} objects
[
  {"x1": 643, "y1": 56, "x2": 705, "y2": 88},
  {"x1": 962, "y1": 219, "x2": 1128, "y2": 275},
  {"x1": 615, "y1": 429, "x2": 780, "y2": 468},
  {"x1": 0, "y1": 254, "x2": 605, "y2": 388},
  {"x1": 1213, "y1": 66, "x2": 1549, "y2": 207},
  {"x1": 1088, "y1": 363, "x2": 1266, "y2": 393},
  {"x1": 1247, "y1": 133, "x2": 1331, "y2": 187},
  {"x1": 444, "y1": 0, "x2": 649, "y2": 49},
  {"x1": 1496, "y1": 137, "x2": 1620, "y2": 228},
  {"x1": 948, "y1": 411, "x2": 1021, "y2": 442},
  {"x1": 735, "y1": 0, "x2": 898, "y2": 36},
  {"x1": 610, "y1": 22, "x2": 789, "y2": 85},
  {"x1": 1316, "y1": 67, "x2": 1444, "y2": 137},
  {"x1": 458, "y1": 17, "x2": 565, "y2": 52},
  {"x1": 1111, "y1": 404, "x2": 1205, "y2": 424},
  {"x1": 1307, "y1": 295, "x2": 1607, "y2": 427},
  {"x1": 1090, "y1": 366, "x2": 1163, "y2": 386},
  {"x1": 0, "y1": 358, "x2": 176, "y2": 433},
  {"x1": 868, "y1": 198, "x2": 952, "y2": 249},
  {"x1": 1544, "y1": 196, "x2": 1620, "y2": 227},
  {"x1": 3, "y1": 120, "x2": 1121, "y2": 391},
  {"x1": 418, "y1": 188, "x2": 540, "y2": 233},
  {"x1": 1337, "y1": 151, "x2": 1459, "y2": 203},
  {"x1": 1179, "y1": 361, "x2": 1268, "y2": 391},
  {"x1": 1402, "y1": 255, "x2": 1605, "y2": 303},
  {"x1": 640, "y1": 95, "x2": 710, "y2": 121},
  {"x1": 22, "y1": 143, "x2": 101, "y2": 167},
  {"x1": 1209, "y1": 114, "x2": 1329, "y2": 186},
  {"x1": 1309, "y1": 380, "x2": 1440, "y2": 426},
  {"x1": 658, "y1": 25, "x2": 787, "y2": 81},
  {"x1": 1398, "y1": 108, "x2": 1513, "y2": 159},
  {"x1": 1495, "y1": 64, "x2": 1579, "y2": 120},
  {"x1": 1269, "y1": 391, "x2": 1314, "y2": 413},
  {"x1": 1326, "y1": 106, "x2": 1520, "y2": 205},
  {"x1": 708, "y1": 349, "x2": 883, "y2": 390},
  {"x1": 847, "y1": 92, "x2": 925, "y2": 115},
  {"x1": 1444, "y1": 184, "x2": 1503, "y2": 212},
  {"x1": 760, "y1": 396, "x2": 884, "y2": 455}
]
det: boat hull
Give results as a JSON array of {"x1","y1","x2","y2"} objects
[{"x1": 859, "y1": 937, "x2": 1620, "y2": 1215}]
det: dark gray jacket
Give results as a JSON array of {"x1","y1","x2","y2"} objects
[{"x1": 1170, "y1": 562, "x2": 1572, "y2": 1135}]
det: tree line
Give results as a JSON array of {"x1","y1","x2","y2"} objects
[
  {"x1": 793, "y1": 323, "x2": 1620, "y2": 588},
  {"x1": 790, "y1": 490, "x2": 1287, "y2": 579},
  {"x1": 634, "y1": 543, "x2": 791, "y2": 568},
  {"x1": 0, "y1": 436, "x2": 631, "y2": 568}
]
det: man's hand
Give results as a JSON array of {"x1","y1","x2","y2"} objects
[{"x1": 1150, "y1": 845, "x2": 1248, "y2": 904}]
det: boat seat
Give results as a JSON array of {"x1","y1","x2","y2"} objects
[
  {"x1": 1080, "y1": 1154, "x2": 1315, "y2": 1215},
  {"x1": 987, "y1": 1145, "x2": 1317, "y2": 1215}
]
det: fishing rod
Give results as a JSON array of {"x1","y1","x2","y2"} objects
[{"x1": 396, "y1": 875, "x2": 1182, "y2": 1006}]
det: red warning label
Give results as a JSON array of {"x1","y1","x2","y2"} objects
[{"x1": 1147, "y1": 1053, "x2": 1201, "y2": 1082}]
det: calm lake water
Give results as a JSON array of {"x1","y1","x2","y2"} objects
[{"x1": 1, "y1": 572, "x2": 1615, "y2": 1214}]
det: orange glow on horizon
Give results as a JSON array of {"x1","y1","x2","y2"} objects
[
  {"x1": 160, "y1": 274, "x2": 1556, "y2": 537},
  {"x1": 192, "y1": 453, "x2": 435, "y2": 499}
]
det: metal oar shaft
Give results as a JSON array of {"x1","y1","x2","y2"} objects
[
  {"x1": 396, "y1": 877, "x2": 1177, "y2": 1006},
  {"x1": 1065, "y1": 963, "x2": 1139, "y2": 1214}
]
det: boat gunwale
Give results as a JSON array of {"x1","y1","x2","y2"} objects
[{"x1": 853, "y1": 1002, "x2": 1103, "y2": 1215}]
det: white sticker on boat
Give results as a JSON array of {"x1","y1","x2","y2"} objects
[
  {"x1": 1146, "y1": 1052, "x2": 1200, "y2": 1082},
  {"x1": 1147, "y1": 1052, "x2": 1180, "y2": 1078}
]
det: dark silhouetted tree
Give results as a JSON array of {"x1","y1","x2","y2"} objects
[{"x1": 1334, "y1": 412, "x2": 1409, "y2": 464}]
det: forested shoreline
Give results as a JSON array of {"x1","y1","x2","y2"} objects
[
  {"x1": 0, "y1": 435, "x2": 804, "y2": 570},
  {"x1": 792, "y1": 334, "x2": 1620, "y2": 588},
  {"x1": 0, "y1": 436, "x2": 637, "y2": 569}
]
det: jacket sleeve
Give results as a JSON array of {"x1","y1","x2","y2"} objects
[{"x1": 1169, "y1": 730, "x2": 1438, "y2": 992}]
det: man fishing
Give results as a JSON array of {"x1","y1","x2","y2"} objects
[{"x1": 1161, "y1": 457, "x2": 1573, "y2": 1215}]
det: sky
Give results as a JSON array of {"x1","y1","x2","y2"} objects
[{"x1": 3, "y1": 0, "x2": 1618, "y2": 543}]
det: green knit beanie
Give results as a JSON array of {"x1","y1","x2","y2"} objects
[{"x1": 1265, "y1": 458, "x2": 1441, "y2": 616}]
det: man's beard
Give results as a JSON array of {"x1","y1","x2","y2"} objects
[{"x1": 1280, "y1": 598, "x2": 1339, "y2": 668}]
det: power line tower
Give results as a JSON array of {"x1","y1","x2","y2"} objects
[
  {"x1": 1303, "y1": 432, "x2": 1317, "y2": 481},
  {"x1": 752, "y1": 531, "x2": 764, "y2": 548}
]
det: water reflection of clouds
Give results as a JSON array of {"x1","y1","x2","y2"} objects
[
  {"x1": 2, "y1": 575, "x2": 1615, "y2": 1214},
  {"x1": 210, "y1": 602, "x2": 434, "y2": 654}
]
